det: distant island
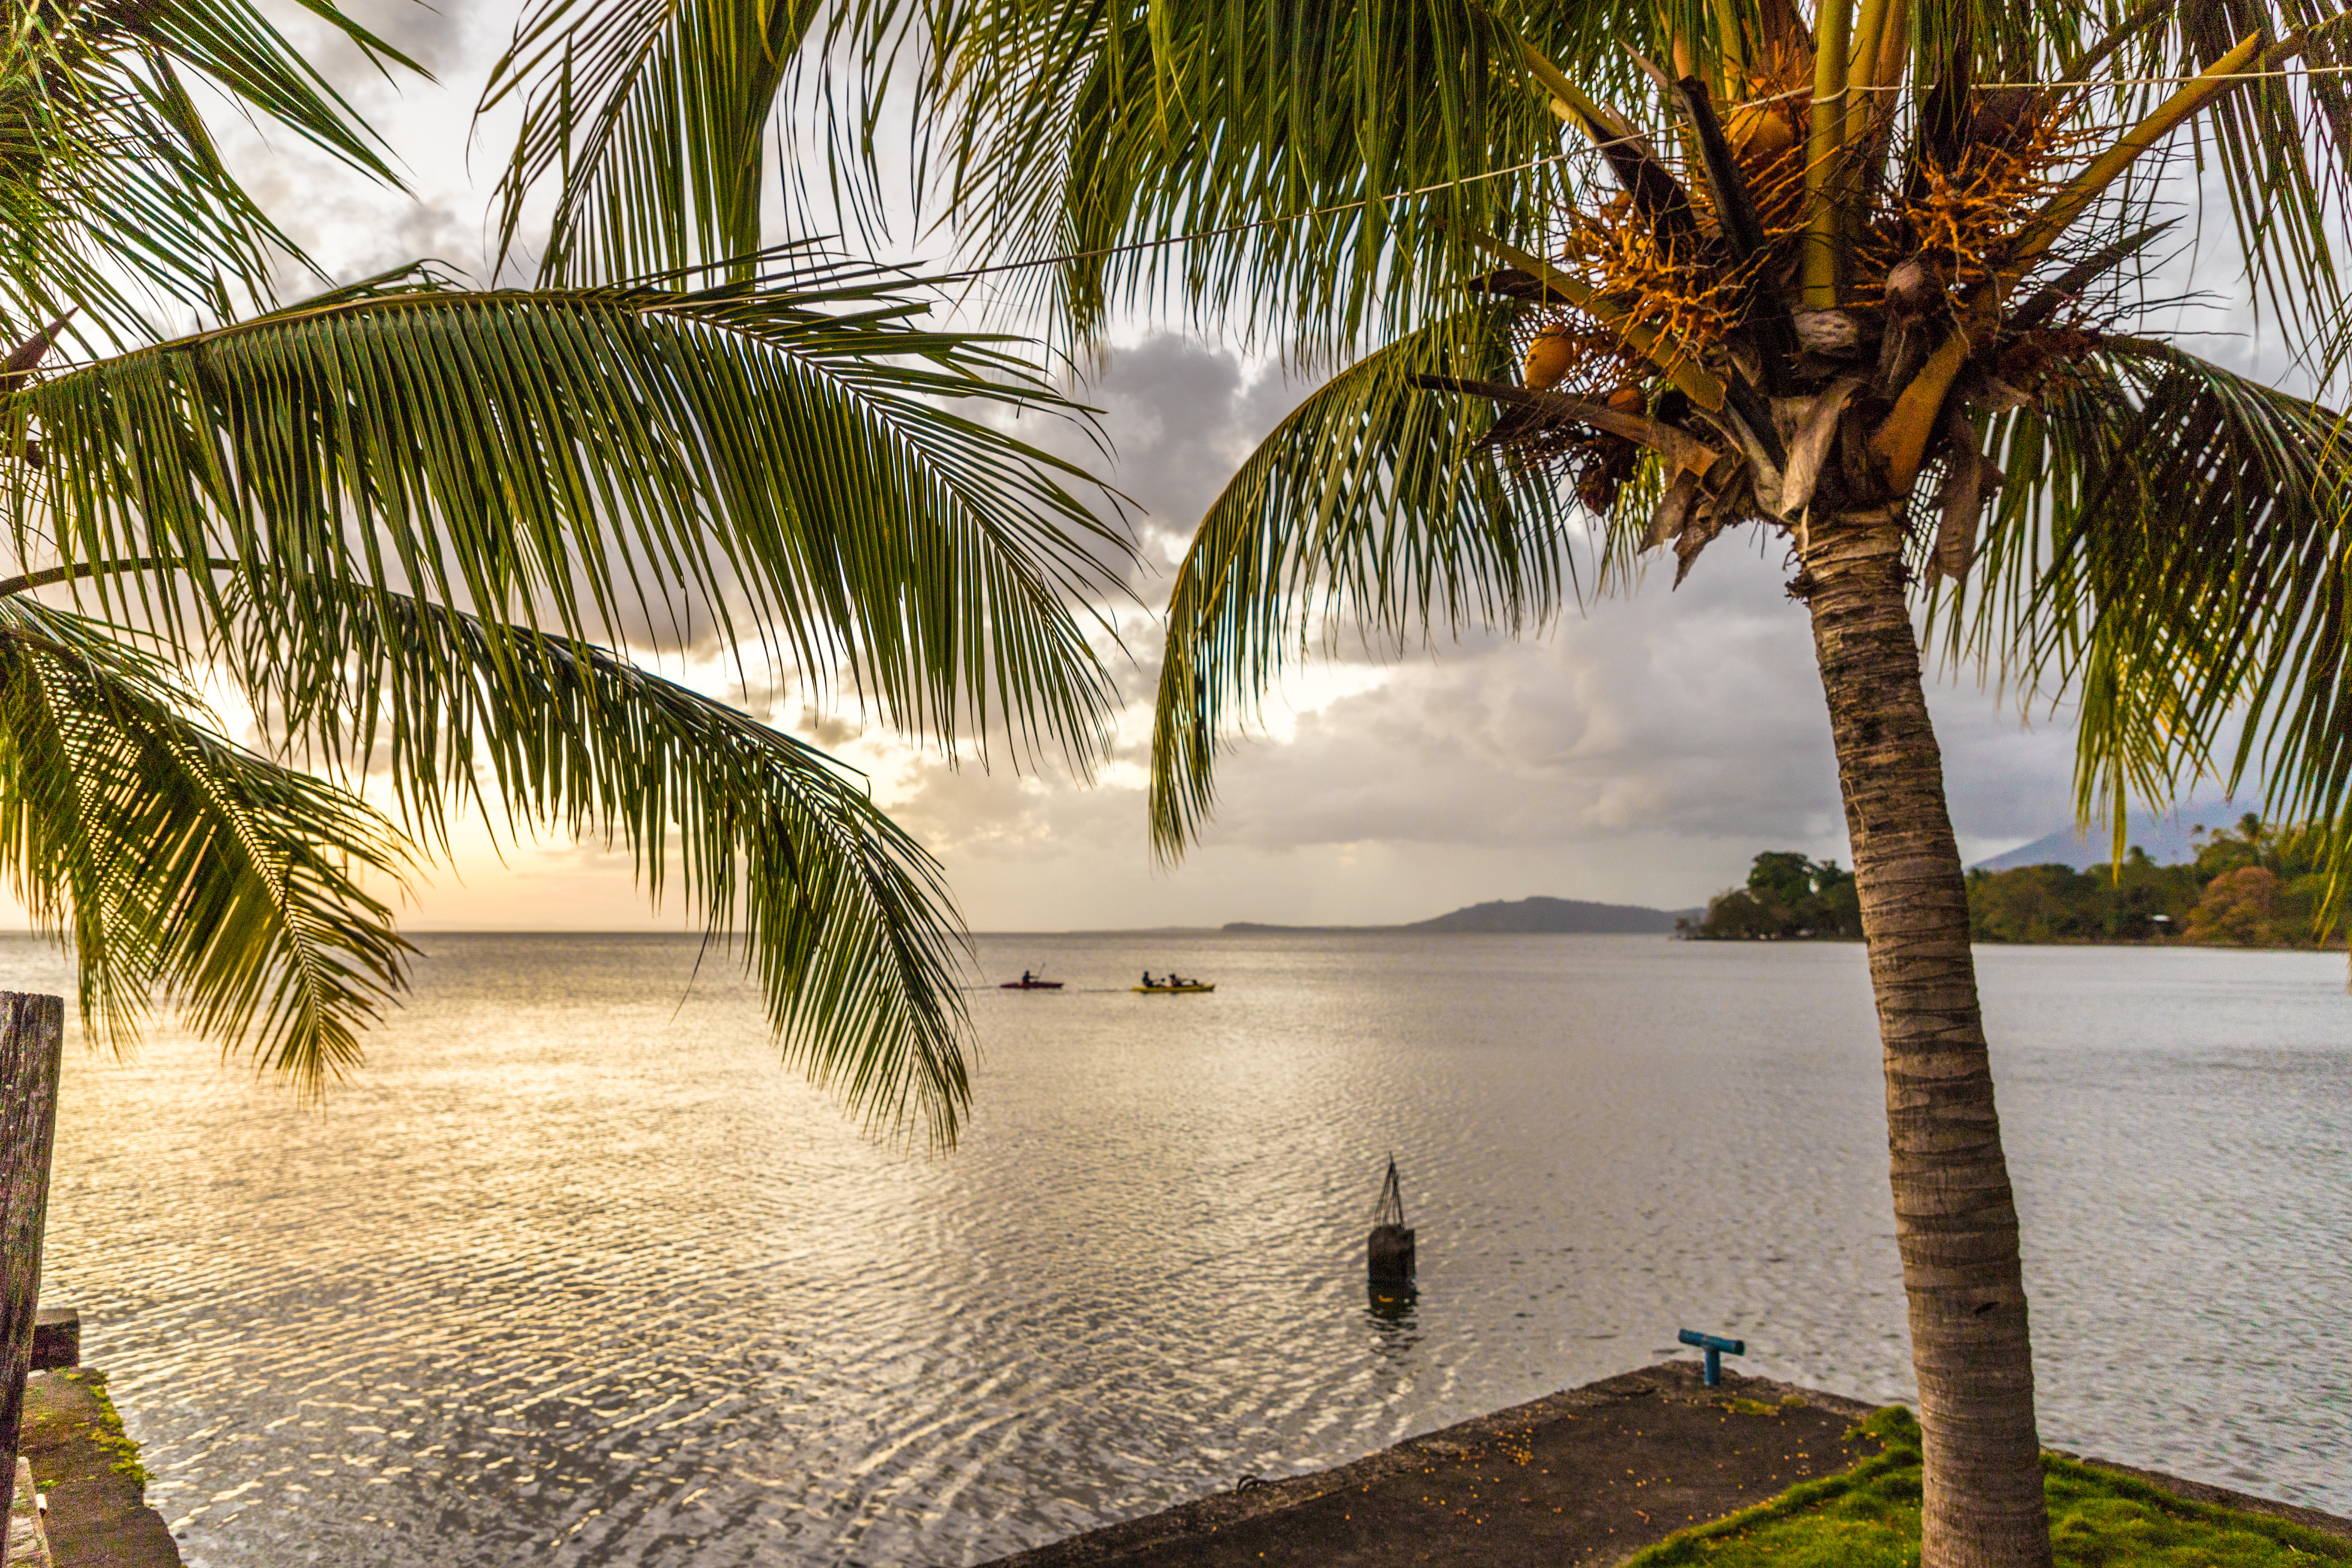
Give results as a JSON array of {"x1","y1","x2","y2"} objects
[
  {"x1": 1225, "y1": 895, "x2": 1685, "y2": 935},
  {"x1": 1687, "y1": 816, "x2": 2348, "y2": 948}
]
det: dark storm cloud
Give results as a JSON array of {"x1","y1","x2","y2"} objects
[{"x1": 1079, "y1": 335, "x2": 1306, "y2": 562}]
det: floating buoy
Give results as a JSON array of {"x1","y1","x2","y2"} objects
[{"x1": 1367, "y1": 1155, "x2": 1415, "y2": 1286}]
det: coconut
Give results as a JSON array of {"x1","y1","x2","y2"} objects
[
  {"x1": 1524, "y1": 327, "x2": 1576, "y2": 390},
  {"x1": 1725, "y1": 101, "x2": 1796, "y2": 161},
  {"x1": 1884, "y1": 257, "x2": 1945, "y2": 318}
]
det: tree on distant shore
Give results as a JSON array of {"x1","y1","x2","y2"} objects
[
  {"x1": 1949, "y1": 815, "x2": 2350, "y2": 946},
  {"x1": 1963, "y1": 853, "x2": 2197, "y2": 942},
  {"x1": 1685, "y1": 852, "x2": 1861, "y2": 938},
  {"x1": 0, "y1": 0, "x2": 1121, "y2": 1142},
  {"x1": 829, "y1": 0, "x2": 2352, "y2": 1560}
]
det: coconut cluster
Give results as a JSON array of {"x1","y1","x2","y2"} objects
[{"x1": 1465, "y1": 33, "x2": 2120, "y2": 584}]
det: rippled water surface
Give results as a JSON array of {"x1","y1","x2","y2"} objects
[{"x1": 21, "y1": 931, "x2": 2351, "y2": 1565}]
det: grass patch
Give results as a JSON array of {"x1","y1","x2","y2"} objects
[
  {"x1": 58, "y1": 1368, "x2": 154, "y2": 1491},
  {"x1": 1627, "y1": 1408, "x2": 2347, "y2": 1568}
]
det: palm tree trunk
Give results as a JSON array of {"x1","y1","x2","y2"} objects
[{"x1": 1797, "y1": 503, "x2": 2054, "y2": 1568}]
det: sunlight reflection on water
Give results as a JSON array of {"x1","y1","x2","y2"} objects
[{"x1": 20, "y1": 931, "x2": 2350, "y2": 1565}]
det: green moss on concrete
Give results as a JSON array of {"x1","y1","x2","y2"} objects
[
  {"x1": 55, "y1": 1369, "x2": 153, "y2": 1492},
  {"x1": 1626, "y1": 1408, "x2": 2349, "y2": 1568}
]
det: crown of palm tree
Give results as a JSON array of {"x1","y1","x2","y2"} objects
[{"x1": 929, "y1": 0, "x2": 2350, "y2": 899}]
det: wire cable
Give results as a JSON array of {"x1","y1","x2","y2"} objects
[{"x1": 918, "y1": 61, "x2": 2352, "y2": 287}]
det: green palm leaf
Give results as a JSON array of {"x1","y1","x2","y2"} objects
[
  {"x1": 13, "y1": 260, "x2": 1126, "y2": 775},
  {"x1": 479, "y1": 0, "x2": 911, "y2": 284},
  {"x1": 0, "y1": 0, "x2": 418, "y2": 340},
  {"x1": 1948, "y1": 340, "x2": 2352, "y2": 905},
  {"x1": 210, "y1": 579, "x2": 975, "y2": 1140},
  {"x1": 927, "y1": 0, "x2": 1588, "y2": 354},
  {"x1": 1151, "y1": 309, "x2": 1578, "y2": 857},
  {"x1": 0, "y1": 596, "x2": 411, "y2": 1095}
]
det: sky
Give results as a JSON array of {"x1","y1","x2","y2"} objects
[{"x1": 5, "y1": 0, "x2": 2291, "y2": 933}]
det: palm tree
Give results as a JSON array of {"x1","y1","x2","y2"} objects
[
  {"x1": 0, "y1": 0, "x2": 1128, "y2": 1147},
  {"x1": 836, "y1": 0, "x2": 2344, "y2": 1561},
  {"x1": 482, "y1": 0, "x2": 2352, "y2": 1559}
]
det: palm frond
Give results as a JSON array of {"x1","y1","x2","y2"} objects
[
  {"x1": 1150, "y1": 310, "x2": 1578, "y2": 858},
  {"x1": 0, "y1": 0, "x2": 417, "y2": 340},
  {"x1": 481, "y1": 0, "x2": 791, "y2": 284},
  {"x1": 923, "y1": 0, "x2": 1626, "y2": 355},
  {"x1": 11, "y1": 263, "x2": 1126, "y2": 774},
  {"x1": 2131, "y1": 2, "x2": 2352, "y2": 361},
  {"x1": 0, "y1": 596, "x2": 411, "y2": 1096},
  {"x1": 215, "y1": 579, "x2": 974, "y2": 1142},
  {"x1": 1946, "y1": 338, "x2": 2352, "y2": 908},
  {"x1": 478, "y1": 0, "x2": 926, "y2": 284}
]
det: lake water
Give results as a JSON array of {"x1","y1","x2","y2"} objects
[{"x1": 19, "y1": 931, "x2": 2351, "y2": 1565}]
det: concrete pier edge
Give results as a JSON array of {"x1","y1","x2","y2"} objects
[
  {"x1": 976, "y1": 1360, "x2": 2352, "y2": 1568},
  {"x1": 19, "y1": 1368, "x2": 180, "y2": 1568}
]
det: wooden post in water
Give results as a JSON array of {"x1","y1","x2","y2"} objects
[
  {"x1": 1367, "y1": 1155, "x2": 1414, "y2": 1286},
  {"x1": 0, "y1": 994, "x2": 63, "y2": 1557}
]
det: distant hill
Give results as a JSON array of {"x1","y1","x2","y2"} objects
[
  {"x1": 1970, "y1": 803, "x2": 2238, "y2": 872},
  {"x1": 1224, "y1": 895, "x2": 1681, "y2": 935},
  {"x1": 1403, "y1": 896, "x2": 1679, "y2": 933}
]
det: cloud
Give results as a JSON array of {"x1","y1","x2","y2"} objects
[
  {"x1": 316, "y1": 0, "x2": 488, "y2": 80},
  {"x1": 1081, "y1": 335, "x2": 1306, "y2": 555},
  {"x1": 1201, "y1": 575, "x2": 1825, "y2": 850},
  {"x1": 656, "y1": 310, "x2": 2104, "y2": 926}
]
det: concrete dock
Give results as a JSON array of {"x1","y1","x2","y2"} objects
[
  {"x1": 977, "y1": 1361, "x2": 2352, "y2": 1568},
  {"x1": 17, "y1": 1370, "x2": 179, "y2": 1568}
]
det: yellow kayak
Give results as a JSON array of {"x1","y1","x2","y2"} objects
[{"x1": 1132, "y1": 983, "x2": 1215, "y2": 994}]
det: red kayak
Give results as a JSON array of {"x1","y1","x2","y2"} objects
[{"x1": 999, "y1": 978, "x2": 1064, "y2": 990}]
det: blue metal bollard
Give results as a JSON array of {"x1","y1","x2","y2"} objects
[{"x1": 1678, "y1": 1328, "x2": 1746, "y2": 1386}]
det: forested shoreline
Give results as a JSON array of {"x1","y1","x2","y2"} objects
[{"x1": 1682, "y1": 816, "x2": 2349, "y2": 949}]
